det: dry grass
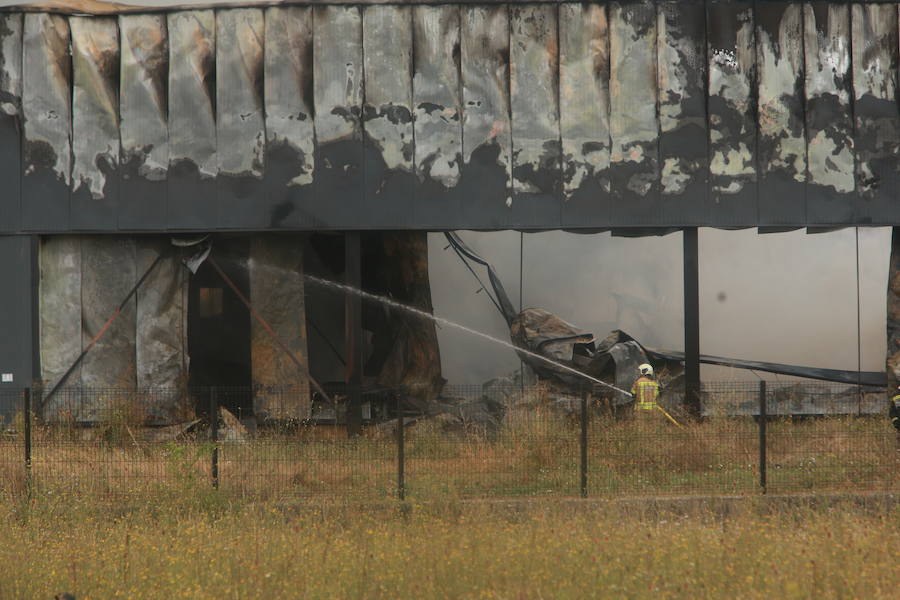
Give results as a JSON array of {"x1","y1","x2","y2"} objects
[
  {"x1": 1, "y1": 408, "x2": 896, "y2": 502},
  {"x1": 0, "y1": 497, "x2": 898, "y2": 599}
]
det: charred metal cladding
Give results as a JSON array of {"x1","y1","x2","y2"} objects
[{"x1": 3, "y1": 3, "x2": 900, "y2": 230}]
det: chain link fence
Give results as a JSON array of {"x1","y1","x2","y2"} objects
[{"x1": 0, "y1": 382, "x2": 896, "y2": 501}]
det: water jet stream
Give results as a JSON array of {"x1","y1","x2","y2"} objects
[{"x1": 304, "y1": 274, "x2": 633, "y2": 397}]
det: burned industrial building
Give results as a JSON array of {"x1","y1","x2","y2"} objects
[{"x1": 0, "y1": 1, "x2": 899, "y2": 430}]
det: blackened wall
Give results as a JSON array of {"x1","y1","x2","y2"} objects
[{"x1": 0, "y1": 236, "x2": 34, "y2": 392}]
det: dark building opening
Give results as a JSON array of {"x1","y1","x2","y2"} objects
[{"x1": 188, "y1": 236, "x2": 252, "y2": 416}]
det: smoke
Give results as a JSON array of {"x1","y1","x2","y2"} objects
[{"x1": 428, "y1": 228, "x2": 890, "y2": 384}]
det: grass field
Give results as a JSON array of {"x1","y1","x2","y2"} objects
[
  {"x1": 0, "y1": 494, "x2": 898, "y2": 599},
  {"x1": 1, "y1": 409, "x2": 896, "y2": 501}
]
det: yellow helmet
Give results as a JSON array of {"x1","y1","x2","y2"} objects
[{"x1": 638, "y1": 363, "x2": 654, "y2": 376}]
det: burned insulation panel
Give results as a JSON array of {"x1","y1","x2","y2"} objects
[
  {"x1": 459, "y1": 5, "x2": 512, "y2": 227},
  {"x1": 559, "y1": 2, "x2": 610, "y2": 226},
  {"x1": 0, "y1": 13, "x2": 21, "y2": 232},
  {"x1": 657, "y1": 1, "x2": 707, "y2": 215},
  {"x1": 119, "y1": 14, "x2": 168, "y2": 230},
  {"x1": 707, "y1": 1, "x2": 756, "y2": 225},
  {"x1": 803, "y1": 3, "x2": 855, "y2": 224},
  {"x1": 263, "y1": 6, "x2": 314, "y2": 228},
  {"x1": 2, "y1": 3, "x2": 900, "y2": 229},
  {"x1": 249, "y1": 236, "x2": 310, "y2": 421},
  {"x1": 21, "y1": 13, "x2": 70, "y2": 232},
  {"x1": 413, "y1": 4, "x2": 462, "y2": 226},
  {"x1": 167, "y1": 10, "x2": 216, "y2": 229},
  {"x1": 609, "y1": 1, "x2": 659, "y2": 223},
  {"x1": 70, "y1": 17, "x2": 120, "y2": 230},
  {"x1": 363, "y1": 5, "x2": 415, "y2": 227}
]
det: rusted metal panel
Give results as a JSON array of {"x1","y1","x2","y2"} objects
[
  {"x1": 803, "y1": 3, "x2": 854, "y2": 224},
  {"x1": 313, "y1": 5, "x2": 364, "y2": 226},
  {"x1": 136, "y1": 237, "x2": 190, "y2": 423},
  {"x1": 39, "y1": 236, "x2": 81, "y2": 411},
  {"x1": 363, "y1": 5, "x2": 415, "y2": 227},
  {"x1": 412, "y1": 4, "x2": 462, "y2": 226},
  {"x1": 249, "y1": 235, "x2": 310, "y2": 421},
  {"x1": 609, "y1": 1, "x2": 658, "y2": 224},
  {"x1": 559, "y1": 2, "x2": 610, "y2": 227},
  {"x1": 756, "y1": 2, "x2": 806, "y2": 224},
  {"x1": 509, "y1": 3, "x2": 561, "y2": 227},
  {"x1": 0, "y1": 13, "x2": 21, "y2": 231},
  {"x1": 70, "y1": 16, "x2": 119, "y2": 230},
  {"x1": 263, "y1": 6, "x2": 314, "y2": 229},
  {"x1": 167, "y1": 10, "x2": 216, "y2": 229},
  {"x1": 80, "y1": 237, "x2": 137, "y2": 398},
  {"x1": 119, "y1": 14, "x2": 168, "y2": 230},
  {"x1": 657, "y1": 1, "x2": 707, "y2": 221},
  {"x1": 459, "y1": 4, "x2": 512, "y2": 227},
  {"x1": 21, "y1": 13, "x2": 70, "y2": 231},
  {"x1": 851, "y1": 3, "x2": 899, "y2": 223},
  {"x1": 217, "y1": 8, "x2": 265, "y2": 228},
  {"x1": 707, "y1": 0, "x2": 757, "y2": 225}
]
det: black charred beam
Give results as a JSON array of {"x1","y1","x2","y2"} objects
[{"x1": 683, "y1": 227, "x2": 701, "y2": 417}]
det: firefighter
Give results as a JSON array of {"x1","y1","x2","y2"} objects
[
  {"x1": 891, "y1": 385, "x2": 900, "y2": 432},
  {"x1": 631, "y1": 363, "x2": 660, "y2": 416}
]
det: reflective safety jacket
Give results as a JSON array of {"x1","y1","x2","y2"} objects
[{"x1": 631, "y1": 376, "x2": 660, "y2": 410}]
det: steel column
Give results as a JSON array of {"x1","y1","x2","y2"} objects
[{"x1": 683, "y1": 227, "x2": 701, "y2": 417}]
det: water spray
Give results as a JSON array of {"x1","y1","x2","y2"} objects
[{"x1": 303, "y1": 273, "x2": 634, "y2": 398}]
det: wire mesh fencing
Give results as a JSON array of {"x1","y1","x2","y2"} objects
[{"x1": 0, "y1": 381, "x2": 896, "y2": 501}]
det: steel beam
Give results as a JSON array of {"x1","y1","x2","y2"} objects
[{"x1": 683, "y1": 227, "x2": 701, "y2": 417}]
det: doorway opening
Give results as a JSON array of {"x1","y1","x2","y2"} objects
[{"x1": 187, "y1": 236, "x2": 252, "y2": 416}]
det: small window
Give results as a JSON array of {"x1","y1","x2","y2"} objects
[{"x1": 198, "y1": 287, "x2": 223, "y2": 318}]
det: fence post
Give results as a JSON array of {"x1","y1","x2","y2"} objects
[
  {"x1": 580, "y1": 386, "x2": 588, "y2": 498},
  {"x1": 759, "y1": 380, "x2": 767, "y2": 494},
  {"x1": 23, "y1": 387, "x2": 31, "y2": 493},
  {"x1": 397, "y1": 393, "x2": 405, "y2": 501},
  {"x1": 210, "y1": 387, "x2": 219, "y2": 489}
]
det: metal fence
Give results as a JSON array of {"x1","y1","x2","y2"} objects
[{"x1": 0, "y1": 382, "x2": 896, "y2": 501}]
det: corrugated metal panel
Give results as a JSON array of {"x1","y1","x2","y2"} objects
[
  {"x1": 313, "y1": 5, "x2": 363, "y2": 227},
  {"x1": 249, "y1": 235, "x2": 310, "y2": 421},
  {"x1": 167, "y1": 10, "x2": 216, "y2": 229},
  {"x1": 657, "y1": 0, "x2": 707, "y2": 222},
  {"x1": 119, "y1": 14, "x2": 168, "y2": 230},
  {"x1": 804, "y1": 3, "x2": 855, "y2": 224},
  {"x1": 509, "y1": 3, "x2": 560, "y2": 228},
  {"x1": 70, "y1": 16, "x2": 119, "y2": 230},
  {"x1": 3, "y1": 3, "x2": 900, "y2": 231},
  {"x1": 0, "y1": 13, "x2": 22, "y2": 232},
  {"x1": 756, "y1": 2, "x2": 806, "y2": 225},
  {"x1": 459, "y1": 4, "x2": 511, "y2": 227},
  {"x1": 263, "y1": 5, "x2": 314, "y2": 229},
  {"x1": 80, "y1": 237, "x2": 136, "y2": 401},
  {"x1": 559, "y1": 2, "x2": 610, "y2": 227},
  {"x1": 851, "y1": 3, "x2": 899, "y2": 224},
  {"x1": 217, "y1": 8, "x2": 264, "y2": 228},
  {"x1": 39, "y1": 236, "x2": 81, "y2": 407},
  {"x1": 609, "y1": 1, "x2": 659, "y2": 224},
  {"x1": 412, "y1": 4, "x2": 462, "y2": 226},
  {"x1": 21, "y1": 13, "x2": 70, "y2": 231},
  {"x1": 136, "y1": 238, "x2": 189, "y2": 422},
  {"x1": 363, "y1": 5, "x2": 415, "y2": 227},
  {"x1": 707, "y1": 0, "x2": 756, "y2": 225}
]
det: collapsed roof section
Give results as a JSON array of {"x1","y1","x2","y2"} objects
[{"x1": 0, "y1": 1, "x2": 898, "y2": 232}]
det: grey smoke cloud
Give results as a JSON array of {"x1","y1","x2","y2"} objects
[{"x1": 428, "y1": 228, "x2": 889, "y2": 384}]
